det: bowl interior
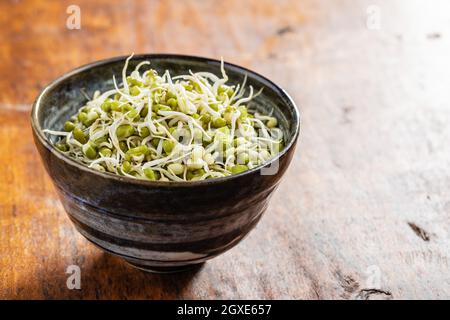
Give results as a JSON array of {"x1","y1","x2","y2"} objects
[{"x1": 35, "y1": 55, "x2": 298, "y2": 148}]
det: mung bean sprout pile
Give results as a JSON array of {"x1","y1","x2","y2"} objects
[{"x1": 44, "y1": 55, "x2": 284, "y2": 182}]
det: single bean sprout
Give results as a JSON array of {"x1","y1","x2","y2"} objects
[{"x1": 44, "y1": 55, "x2": 284, "y2": 182}]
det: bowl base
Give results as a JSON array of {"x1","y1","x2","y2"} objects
[{"x1": 125, "y1": 260, "x2": 206, "y2": 274}]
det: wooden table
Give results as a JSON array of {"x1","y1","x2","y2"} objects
[{"x1": 1, "y1": 0, "x2": 449, "y2": 300}]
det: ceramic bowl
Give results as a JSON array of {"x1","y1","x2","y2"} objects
[{"x1": 31, "y1": 54, "x2": 300, "y2": 272}]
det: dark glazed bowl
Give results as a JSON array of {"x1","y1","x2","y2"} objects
[{"x1": 31, "y1": 54, "x2": 300, "y2": 273}]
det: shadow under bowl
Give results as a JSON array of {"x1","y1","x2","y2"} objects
[{"x1": 31, "y1": 54, "x2": 300, "y2": 272}]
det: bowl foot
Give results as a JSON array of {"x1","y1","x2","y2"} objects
[{"x1": 125, "y1": 260, "x2": 206, "y2": 274}]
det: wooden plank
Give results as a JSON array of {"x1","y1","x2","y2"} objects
[{"x1": 1, "y1": 0, "x2": 449, "y2": 299}]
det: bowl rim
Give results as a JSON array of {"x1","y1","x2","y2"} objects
[{"x1": 31, "y1": 53, "x2": 300, "y2": 187}]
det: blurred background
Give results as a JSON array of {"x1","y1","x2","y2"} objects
[{"x1": 1, "y1": 0, "x2": 449, "y2": 299}]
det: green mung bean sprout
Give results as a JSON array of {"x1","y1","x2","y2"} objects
[{"x1": 44, "y1": 55, "x2": 284, "y2": 182}]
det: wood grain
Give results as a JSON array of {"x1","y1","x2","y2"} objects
[{"x1": 1, "y1": 0, "x2": 450, "y2": 299}]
